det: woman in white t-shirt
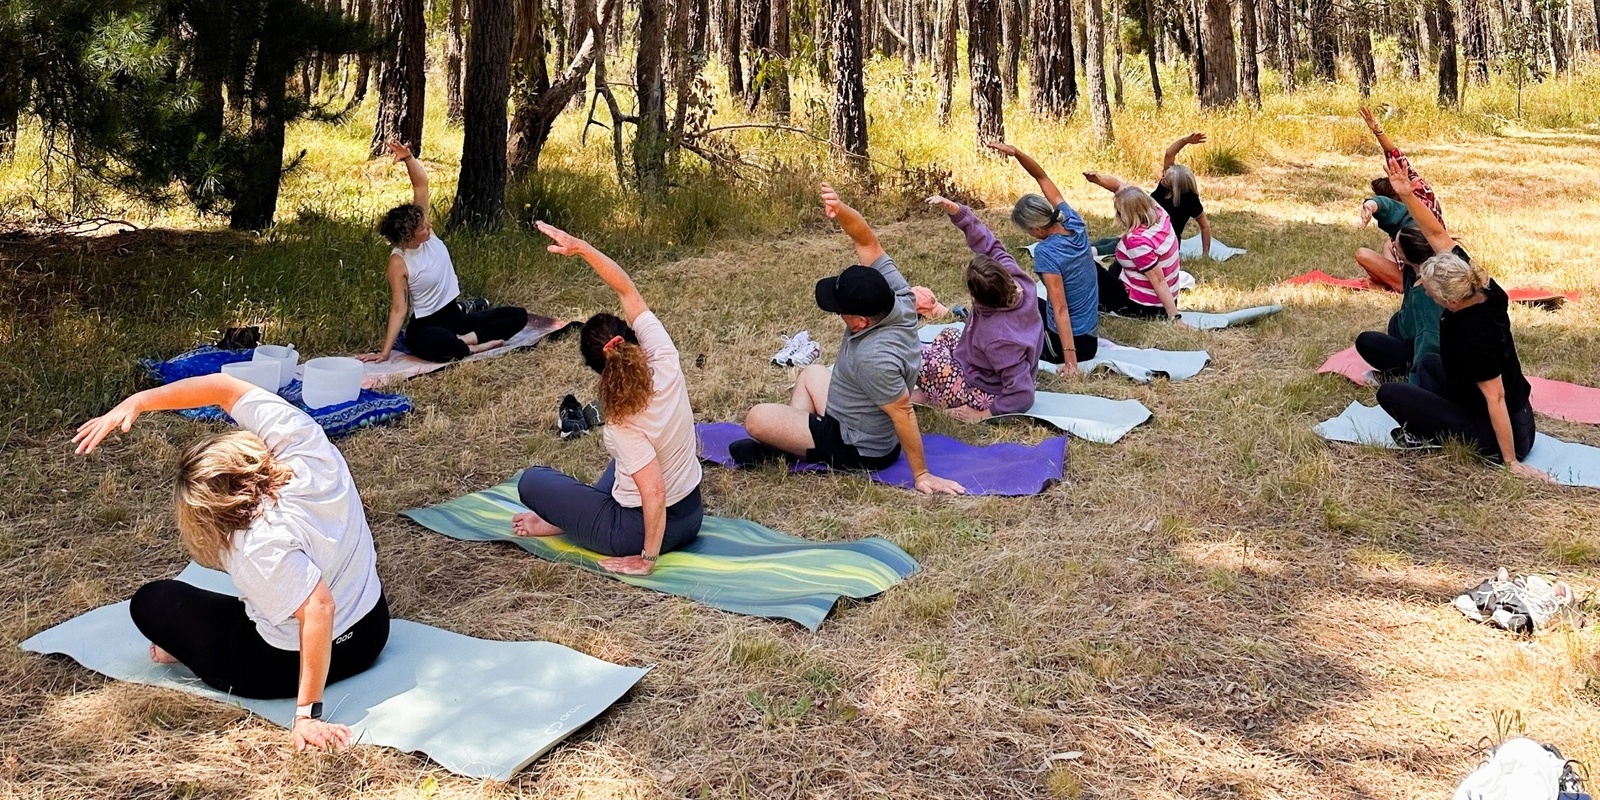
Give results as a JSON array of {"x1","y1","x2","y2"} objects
[
  {"x1": 74, "y1": 374, "x2": 388, "y2": 753},
  {"x1": 510, "y1": 222, "x2": 704, "y2": 576},
  {"x1": 359, "y1": 142, "x2": 529, "y2": 365}
]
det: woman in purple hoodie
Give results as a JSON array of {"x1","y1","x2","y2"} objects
[{"x1": 913, "y1": 196, "x2": 1043, "y2": 422}]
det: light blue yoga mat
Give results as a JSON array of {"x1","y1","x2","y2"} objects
[
  {"x1": 918, "y1": 322, "x2": 1211, "y2": 383},
  {"x1": 1174, "y1": 304, "x2": 1284, "y2": 330},
  {"x1": 20, "y1": 564, "x2": 649, "y2": 780},
  {"x1": 1316, "y1": 401, "x2": 1600, "y2": 488},
  {"x1": 981, "y1": 392, "x2": 1151, "y2": 444}
]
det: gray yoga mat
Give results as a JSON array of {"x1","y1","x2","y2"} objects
[
  {"x1": 991, "y1": 391, "x2": 1152, "y2": 444},
  {"x1": 1315, "y1": 401, "x2": 1600, "y2": 488},
  {"x1": 20, "y1": 564, "x2": 649, "y2": 781},
  {"x1": 917, "y1": 323, "x2": 1210, "y2": 383},
  {"x1": 1173, "y1": 304, "x2": 1284, "y2": 330}
]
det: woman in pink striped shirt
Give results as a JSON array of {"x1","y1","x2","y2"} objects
[{"x1": 1085, "y1": 172, "x2": 1185, "y2": 323}]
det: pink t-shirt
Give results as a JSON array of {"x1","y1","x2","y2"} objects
[
  {"x1": 601, "y1": 311, "x2": 702, "y2": 507},
  {"x1": 1115, "y1": 209, "x2": 1181, "y2": 307}
]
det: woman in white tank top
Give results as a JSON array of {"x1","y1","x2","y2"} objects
[{"x1": 358, "y1": 143, "x2": 528, "y2": 364}]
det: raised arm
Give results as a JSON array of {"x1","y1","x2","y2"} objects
[
  {"x1": 819, "y1": 183, "x2": 887, "y2": 266},
  {"x1": 1082, "y1": 171, "x2": 1127, "y2": 194},
  {"x1": 1163, "y1": 132, "x2": 1206, "y2": 170},
  {"x1": 1358, "y1": 108, "x2": 1399, "y2": 155},
  {"x1": 386, "y1": 142, "x2": 428, "y2": 223},
  {"x1": 536, "y1": 221, "x2": 649, "y2": 323},
  {"x1": 74, "y1": 374, "x2": 255, "y2": 454},
  {"x1": 928, "y1": 196, "x2": 1016, "y2": 271},
  {"x1": 988, "y1": 141, "x2": 1064, "y2": 207},
  {"x1": 1385, "y1": 157, "x2": 1453, "y2": 254}
]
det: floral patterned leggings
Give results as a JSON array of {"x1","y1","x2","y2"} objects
[{"x1": 916, "y1": 328, "x2": 996, "y2": 411}]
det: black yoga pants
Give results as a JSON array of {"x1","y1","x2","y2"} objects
[
  {"x1": 1355, "y1": 312, "x2": 1410, "y2": 379},
  {"x1": 1039, "y1": 298, "x2": 1099, "y2": 363},
  {"x1": 517, "y1": 462, "x2": 704, "y2": 557},
  {"x1": 406, "y1": 303, "x2": 529, "y2": 363},
  {"x1": 1375, "y1": 353, "x2": 1535, "y2": 461},
  {"x1": 1096, "y1": 265, "x2": 1164, "y2": 318},
  {"x1": 130, "y1": 581, "x2": 390, "y2": 700}
]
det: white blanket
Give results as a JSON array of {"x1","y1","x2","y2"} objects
[
  {"x1": 918, "y1": 323, "x2": 1211, "y2": 383},
  {"x1": 1179, "y1": 235, "x2": 1248, "y2": 261}
]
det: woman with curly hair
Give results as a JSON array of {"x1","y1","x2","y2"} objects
[
  {"x1": 359, "y1": 142, "x2": 528, "y2": 365},
  {"x1": 73, "y1": 373, "x2": 389, "y2": 753},
  {"x1": 510, "y1": 222, "x2": 703, "y2": 575}
]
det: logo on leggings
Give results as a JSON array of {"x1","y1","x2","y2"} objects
[
  {"x1": 333, "y1": 631, "x2": 354, "y2": 645},
  {"x1": 543, "y1": 704, "x2": 586, "y2": 735}
]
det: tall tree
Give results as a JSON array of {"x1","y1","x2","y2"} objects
[
  {"x1": 968, "y1": 0, "x2": 1006, "y2": 145},
  {"x1": 1277, "y1": 0, "x2": 1297, "y2": 91},
  {"x1": 1143, "y1": 0, "x2": 1164, "y2": 107},
  {"x1": 935, "y1": 0, "x2": 960, "y2": 124},
  {"x1": 831, "y1": 0, "x2": 869, "y2": 163},
  {"x1": 352, "y1": 0, "x2": 377, "y2": 104},
  {"x1": 769, "y1": 0, "x2": 792, "y2": 118},
  {"x1": 370, "y1": 0, "x2": 426, "y2": 157},
  {"x1": 636, "y1": 0, "x2": 670, "y2": 193},
  {"x1": 1240, "y1": 0, "x2": 1261, "y2": 106},
  {"x1": 451, "y1": 0, "x2": 514, "y2": 228},
  {"x1": 741, "y1": 0, "x2": 769, "y2": 105},
  {"x1": 1349, "y1": 2, "x2": 1376, "y2": 97},
  {"x1": 1000, "y1": 0, "x2": 1023, "y2": 100},
  {"x1": 1309, "y1": 0, "x2": 1336, "y2": 81},
  {"x1": 1198, "y1": 0, "x2": 1238, "y2": 106},
  {"x1": 721, "y1": 0, "x2": 746, "y2": 97},
  {"x1": 1085, "y1": 0, "x2": 1114, "y2": 144},
  {"x1": 1029, "y1": 0, "x2": 1078, "y2": 116},
  {"x1": 445, "y1": 0, "x2": 467, "y2": 124},
  {"x1": 507, "y1": 0, "x2": 617, "y2": 174},
  {"x1": 1437, "y1": 0, "x2": 1460, "y2": 106}
]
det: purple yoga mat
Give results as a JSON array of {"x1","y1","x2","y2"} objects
[{"x1": 696, "y1": 422, "x2": 1065, "y2": 497}]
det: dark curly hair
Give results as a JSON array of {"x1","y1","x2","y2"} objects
[
  {"x1": 579, "y1": 313, "x2": 653, "y2": 421},
  {"x1": 379, "y1": 203, "x2": 425, "y2": 246}
]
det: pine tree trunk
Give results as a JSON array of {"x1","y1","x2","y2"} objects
[
  {"x1": 1085, "y1": 0, "x2": 1114, "y2": 144},
  {"x1": 1277, "y1": 0, "x2": 1296, "y2": 90},
  {"x1": 0, "y1": 49, "x2": 22, "y2": 158},
  {"x1": 636, "y1": 0, "x2": 670, "y2": 194},
  {"x1": 935, "y1": 0, "x2": 959, "y2": 124},
  {"x1": 831, "y1": 0, "x2": 870, "y2": 162},
  {"x1": 742, "y1": 0, "x2": 769, "y2": 106},
  {"x1": 446, "y1": 0, "x2": 467, "y2": 124},
  {"x1": 1437, "y1": 0, "x2": 1459, "y2": 107},
  {"x1": 1349, "y1": 2, "x2": 1375, "y2": 97},
  {"x1": 1260, "y1": 0, "x2": 1279, "y2": 73},
  {"x1": 1399, "y1": 15, "x2": 1422, "y2": 79},
  {"x1": 353, "y1": 0, "x2": 375, "y2": 104},
  {"x1": 1239, "y1": 0, "x2": 1261, "y2": 106},
  {"x1": 722, "y1": 0, "x2": 746, "y2": 96},
  {"x1": 1197, "y1": 0, "x2": 1237, "y2": 106},
  {"x1": 968, "y1": 0, "x2": 1006, "y2": 145},
  {"x1": 507, "y1": 0, "x2": 616, "y2": 174},
  {"x1": 230, "y1": 20, "x2": 297, "y2": 231},
  {"x1": 770, "y1": 0, "x2": 792, "y2": 118},
  {"x1": 1112, "y1": 0, "x2": 1126, "y2": 107},
  {"x1": 371, "y1": 0, "x2": 426, "y2": 157},
  {"x1": 1029, "y1": 0, "x2": 1078, "y2": 116},
  {"x1": 451, "y1": 0, "x2": 514, "y2": 229},
  {"x1": 1001, "y1": 0, "x2": 1023, "y2": 100},
  {"x1": 1309, "y1": 0, "x2": 1336, "y2": 81},
  {"x1": 815, "y1": 0, "x2": 833, "y2": 81},
  {"x1": 1145, "y1": 0, "x2": 1164, "y2": 106},
  {"x1": 1547, "y1": 2, "x2": 1568, "y2": 71}
]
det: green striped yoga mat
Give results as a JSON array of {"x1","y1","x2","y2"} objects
[{"x1": 401, "y1": 474, "x2": 921, "y2": 631}]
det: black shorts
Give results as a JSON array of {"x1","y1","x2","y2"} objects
[{"x1": 806, "y1": 414, "x2": 901, "y2": 471}]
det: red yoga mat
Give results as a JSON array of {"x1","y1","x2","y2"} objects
[
  {"x1": 1283, "y1": 270, "x2": 1581, "y2": 306},
  {"x1": 1317, "y1": 346, "x2": 1600, "y2": 424}
]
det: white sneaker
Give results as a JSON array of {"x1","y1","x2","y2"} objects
[
  {"x1": 787, "y1": 339, "x2": 822, "y2": 367},
  {"x1": 771, "y1": 331, "x2": 811, "y2": 366}
]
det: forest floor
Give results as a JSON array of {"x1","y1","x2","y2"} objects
[{"x1": 5, "y1": 74, "x2": 1600, "y2": 798}]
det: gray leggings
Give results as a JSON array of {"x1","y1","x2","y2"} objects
[{"x1": 516, "y1": 463, "x2": 703, "y2": 557}]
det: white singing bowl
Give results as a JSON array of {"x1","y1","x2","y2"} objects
[
  {"x1": 220, "y1": 361, "x2": 280, "y2": 392},
  {"x1": 301, "y1": 356, "x2": 364, "y2": 409},
  {"x1": 251, "y1": 344, "x2": 299, "y2": 389}
]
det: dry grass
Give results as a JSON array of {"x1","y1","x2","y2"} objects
[{"x1": 5, "y1": 59, "x2": 1600, "y2": 799}]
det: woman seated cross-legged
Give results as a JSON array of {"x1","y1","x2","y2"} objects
[
  {"x1": 72, "y1": 374, "x2": 389, "y2": 752},
  {"x1": 511, "y1": 222, "x2": 703, "y2": 576},
  {"x1": 914, "y1": 195, "x2": 1042, "y2": 422},
  {"x1": 1082, "y1": 173, "x2": 1189, "y2": 326}
]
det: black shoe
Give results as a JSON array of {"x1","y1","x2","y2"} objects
[
  {"x1": 582, "y1": 401, "x2": 603, "y2": 429},
  {"x1": 728, "y1": 438, "x2": 784, "y2": 468},
  {"x1": 558, "y1": 394, "x2": 589, "y2": 440}
]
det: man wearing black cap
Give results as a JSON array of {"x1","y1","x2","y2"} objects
[{"x1": 731, "y1": 184, "x2": 965, "y2": 495}]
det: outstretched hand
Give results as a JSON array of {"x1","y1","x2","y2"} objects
[
  {"x1": 925, "y1": 195, "x2": 961, "y2": 215},
  {"x1": 1384, "y1": 157, "x2": 1414, "y2": 198},
  {"x1": 986, "y1": 140, "x2": 1020, "y2": 158},
  {"x1": 72, "y1": 397, "x2": 142, "y2": 455},
  {"x1": 1358, "y1": 107, "x2": 1381, "y2": 133},
  {"x1": 1510, "y1": 461, "x2": 1555, "y2": 484},
  {"x1": 536, "y1": 220, "x2": 588, "y2": 257},
  {"x1": 1182, "y1": 132, "x2": 1207, "y2": 145},
  {"x1": 384, "y1": 142, "x2": 413, "y2": 163},
  {"x1": 819, "y1": 183, "x2": 844, "y2": 219},
  {"x1": 292, "y1": 717, "x2": 353, "y2": 753},
  {"x1": 1082, "y1": 171, "x2": 1101, "y2": 184},
  {"x1": 914, "y1": 472, "x2": 966, "y2": 496},
  {"x1": 1359, "y1": 199, "x2": 1376, "y2": 227}
]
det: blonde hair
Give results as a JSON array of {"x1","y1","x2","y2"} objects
[
  {"x1": 598, "y1": 342, "x2": 654, "y2": 422},
  {"x1": 1164, "y1": 164, "x2": 1199, "y2": 206},
  {"x1": 174, "y1": 432, "x2": 294, "y2": 569},
  {"x1": 1114, "y1": 186, "x2": 1162, "y2": 231},
  {"x1": 1419, "y1": 252, "x2": 1490, "y2": 304}
]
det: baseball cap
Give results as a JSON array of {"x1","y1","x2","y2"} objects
[{"x1": 815, "y1": 265, "x2": 895, "y2": 317}]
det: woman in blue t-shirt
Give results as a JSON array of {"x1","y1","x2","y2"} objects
[{"x1": 988, "y1": 141, "x2": 1099, "y2": 373}]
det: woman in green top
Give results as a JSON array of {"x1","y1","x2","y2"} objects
[{"x1": 1352, "y1": 107, "x2": 1445, "y2": 292}]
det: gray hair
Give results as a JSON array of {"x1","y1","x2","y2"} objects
[
  {"x1": 1419, "y1": 251, "x2": 1489, "y2": 304},
  {"x1": 1010, "y1": 193, "x2": 1063, "y2": 233}
]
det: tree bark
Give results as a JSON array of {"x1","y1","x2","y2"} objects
[
  {"x1": 1239, "y1": 0, "x2": 1261, "y2": 106},
  {"x1": 1144, "y1": 0, "x2": 1164, "y2": 107},
  {"x1": 1197, "y1": 0, "x2": 1237, "y2": 106},
  {"x1": 508, "y1": 0, "x2": 619, "y2": 174},
  {"x1": 370, "y1": 0, "x2": 426, "y2": 157},
  {"x1": 1112, "y1": 0, "x2": 1126, "y2": 107},
  {"x1": 1277, "y1": 0, "x2": 1296, "y2": 91},
  {"x1": 1029, "y1": 0, "x2": 1078, "y2": 116},
  {"x1": 1436, "y1": 0, "x2": 1460, "y2": 107},
  {"x1": 1085, "y1": 0, "x2": 1114, "y2": 144},
  {"x1": 1309, "y1": 0, "x2": 1336, "y2": 81},
  {"x1": 229, "y1": 16, "x2": 297, "y2": 231},
  {"x1": 935, "y1": 0, "x2": 960, "y2": 124},
  {"x1": 352, "y1": 0, "x2": 375, "y2": 104},
  {"x1": 722, "y1": 0, "x2": 746, "y2": 97},
  {"x1": 450, "y1": 0, "x2": 514, "y2": 229},
  {"x1": 446, "y1": 0, "x2": 467, "y2": 124},
  {"x1": 1399, "y1": 13, "x2": 1422, "y2": 79},
  {"x1": 968, "y1": 0, "x2": 1006, "y2": 145},
  {"x1": 1349, "y1": 3, "x2": 1375, "y2": 97},
  {"x1": 636, "y1": 0, "x2": 670, "y2": 194},
  {"x1": 742, "y1": 0, "x2": 770, "y2": 106},
  {"x1": 770, "y1": 0, "x2": 792, "y2": 118},
  {"x1": 1001, "y1": 0, "x2": 1023, "y2": 101},
  {"x1": 831, "y1": 0, "x2": 870, "y2": 163}
]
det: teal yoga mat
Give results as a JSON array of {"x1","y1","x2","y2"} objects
[{"x1": 402, "y1": 474, "x2": 921, "y2": 631}]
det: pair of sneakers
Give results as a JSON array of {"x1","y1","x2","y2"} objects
[
  {"x1": 558, "y1": 394, "x2": 603, "y2": 440},
  {"x1": 771, "y1": 331, "x2": 821, "y2": 367}
]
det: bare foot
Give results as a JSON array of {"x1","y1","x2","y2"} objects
[
  {"x1": 457, "y1": 331, "x2": 481, "y2": 347},
  {"x1": 150, "y1": 644, "x2": 178, "y2": 664},
  {"x1": 511, "y1": 511, "x2": 562, "y2": 538},
  {"x1": 467, "y1": 339, "x2": 505, "y2": 355}
]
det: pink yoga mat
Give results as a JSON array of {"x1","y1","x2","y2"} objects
[
  {"x1": 1317, "y1": 346, "x2": 1600, "y2": 424},
  {"x1": 1283, "y1": 270, "x2": 1581, "y2": 306}
]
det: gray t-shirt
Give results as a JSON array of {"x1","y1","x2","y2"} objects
[
  {"x1": 827, "y1": 254, "x2": 921, "y2": 457},
  {"x1": 221, "y1": 389, "x2": 384, "y2": 650}
]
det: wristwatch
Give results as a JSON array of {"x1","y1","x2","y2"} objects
[
  {"x1": 641, "y1": 553, "x2": 659, "y2": 562},
  {"x1": 295, "y1": 701, "x2": 323, "y2": 721}
]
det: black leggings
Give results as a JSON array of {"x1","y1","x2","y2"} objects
[
  {"x1": 1038, "y1": 297, "x2": 1099, "y2": 364},
  {"x1": 406, "y1": 302, "x2": 529, "y2": 363},
  {"x1": 517, "y1": 462, "x2": 704, "y2": 557},
  {"x1": 1096, "y1": 265, "x2": 1164, "y2": 318},
  {"x1": 1375, "y1": 353, "x2": 1535, "y2": 462},
  {"x1": 130, "y1": 580, "x2": 390, "y2": 700},
  {"x1": 1355, "y1": 312, "x2": 1411, "y2": 379}
]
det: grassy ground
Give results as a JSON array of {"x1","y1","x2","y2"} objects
[{"x1": 5, "y1": 58, "x2": 1600, "y2": 798}]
